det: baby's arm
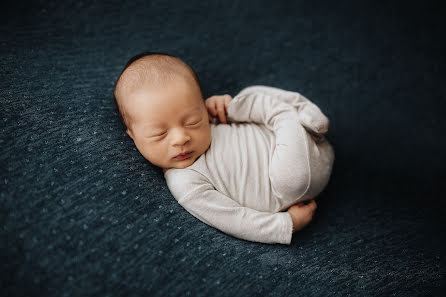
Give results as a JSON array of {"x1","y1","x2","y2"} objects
[
  {"x1": 166, "y1": 170, "x2": 294, "y2": 245},
  {"x1": 227, "y1": 85, "x2": 330, "y2": 136}
]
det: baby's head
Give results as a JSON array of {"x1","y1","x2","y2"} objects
[{"x1": 114, "y1": 51, "x2": 211, "y2": 172}]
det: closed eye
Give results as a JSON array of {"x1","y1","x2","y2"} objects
[
  {"x1": 186, "y1": 119, "x2": 202, "y2": 126},
  {"x1": 148, "y1": 119, "x2": 201, "y2": 137},
  {"x1": 151, "y1": 131, "x2": 166, "y2": 137}
]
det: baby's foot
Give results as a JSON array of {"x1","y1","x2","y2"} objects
[{"x1": 298, "y1": 104, "x2": 329, "y2": 135}]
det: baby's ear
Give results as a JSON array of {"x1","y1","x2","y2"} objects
[{"x1": 126, "y1": 129, "x2": 134, "y2": 140}]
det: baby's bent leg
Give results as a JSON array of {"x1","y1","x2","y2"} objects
[
  {"x1": 304, "y1": 138, "x2": 335, "y2": 199},
  {"x1": 269, "y1": 110, "x2": 311, "y2": 204}
]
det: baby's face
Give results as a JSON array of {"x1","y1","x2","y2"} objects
[{"x1": 124, "y1": 76, "x2": 211, "y2": 170}]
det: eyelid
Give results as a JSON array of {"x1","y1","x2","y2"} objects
[
  {"x1": 186, "y1": 119, "x2": 202, "y2": 126},
  {"x1": 188, "y1": 118, "x2": 203, "y2": 126},
  {"x1": 149, "y1": 118, "x2": 202, "y2": 137},
  {"x1": 151, "y1": 131, "x2": 166, "y2": 137}
]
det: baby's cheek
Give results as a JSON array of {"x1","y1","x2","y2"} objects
[{"x1": 140, "y1": 141, "x2": 162, "y2": 159}]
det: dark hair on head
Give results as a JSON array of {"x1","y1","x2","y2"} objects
[{"x1": 113, "y1": 50, "x2": 204, "y2": 129}]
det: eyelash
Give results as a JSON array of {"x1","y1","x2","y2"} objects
[
  {"x1": 151, "y1": 120, "x2": 201, "y2": 137},
  {"x1": 186, "y1": 120, "x2": 201, "y2": 126}
]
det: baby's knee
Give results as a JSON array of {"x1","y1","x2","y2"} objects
[{"x1": 269, "y1": 166, "x2": 311, "y2": 201}]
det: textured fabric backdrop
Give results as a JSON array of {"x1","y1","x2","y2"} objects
[{"x1": 1, "y1": 0, "x2": 445, "y2": 296}]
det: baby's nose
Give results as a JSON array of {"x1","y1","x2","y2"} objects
[{"x1": 171, "y1": 128, "x2": 191, "y2": 145}]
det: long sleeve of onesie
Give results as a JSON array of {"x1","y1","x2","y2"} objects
[{"x1": 165, "y1": 168, "x2": 293, "y2": 245}]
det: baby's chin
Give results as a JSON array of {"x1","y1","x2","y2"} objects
[{"x1": 171, "y1": 159, "x2": 196, "y2": 169}]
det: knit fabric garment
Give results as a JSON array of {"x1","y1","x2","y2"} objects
[{"x1": 164, "y1": 85, "x2": 335, "y2": 245}]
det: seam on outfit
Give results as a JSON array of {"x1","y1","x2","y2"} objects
[
  {"x1": 295, "y1": 123, "x2": 312, "y2": 200},
  {"x1": 175, "y1": 168, "x2": 214, "y2": 204}
]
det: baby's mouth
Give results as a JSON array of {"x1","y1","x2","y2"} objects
[{"x1": 173, "y1": 151, "x2": 193, "y2": 160}]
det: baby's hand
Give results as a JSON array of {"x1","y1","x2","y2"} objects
[
  {"x1": 205, "y1": 94, "x2": 232, "y2": 124},
  {"x1": 286, "y1": 200, "x2": 317, "y2": 233}
]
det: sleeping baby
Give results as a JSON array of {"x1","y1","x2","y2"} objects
[{"x1": 113, "y1": 51, "x2": 335, "y2": 245}]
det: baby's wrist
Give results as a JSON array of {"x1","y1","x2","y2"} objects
[{"x1": 286, "y1": 211, "x2": 297, "y2": 232}]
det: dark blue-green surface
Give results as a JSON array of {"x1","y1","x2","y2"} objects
[{"x1": 1, "y1": 1, "x2": 445, "y2": 296}]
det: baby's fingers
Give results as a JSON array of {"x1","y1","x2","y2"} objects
[
  {"x1": 205, "y1": 97, "x2": 217, "y2": 117},
  {"x1": 218, "y1": 95, "x2": 232, "y2": 124},
  {"x1": 301, "y1": 200, "x2": 317, "y2": 211},
  {"x1": 293, "y1": 200, "x2": 317, "y2": 213},
  {"x1": 205, "y1": 95, "x2": 232, "y2": 124},
  {"x1": 216, "y1": 101, "x2": 227, "y2": 124},
  {"x1": 308, "y1": 200, "x2": 317, "y2": 209}
]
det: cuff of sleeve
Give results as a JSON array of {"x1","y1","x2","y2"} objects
[
  {"x1": 278, "y1": 212, "x2": 293, "y2": 245},
  {"x1": 226, "y1": 95, "x2": 242, "y2": 123}
]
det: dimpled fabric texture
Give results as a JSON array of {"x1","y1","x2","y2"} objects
[{"x1": 1, "y1": 0, "x2": 445, "y2": 296}]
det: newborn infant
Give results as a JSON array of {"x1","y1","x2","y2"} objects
[{"x1": 114, "y1": 51, "x2": 335, "y2": 245}]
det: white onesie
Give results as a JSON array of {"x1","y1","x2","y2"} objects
[{"x1": 164, "y1": 85, "x2": 335, "y2": 245}]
